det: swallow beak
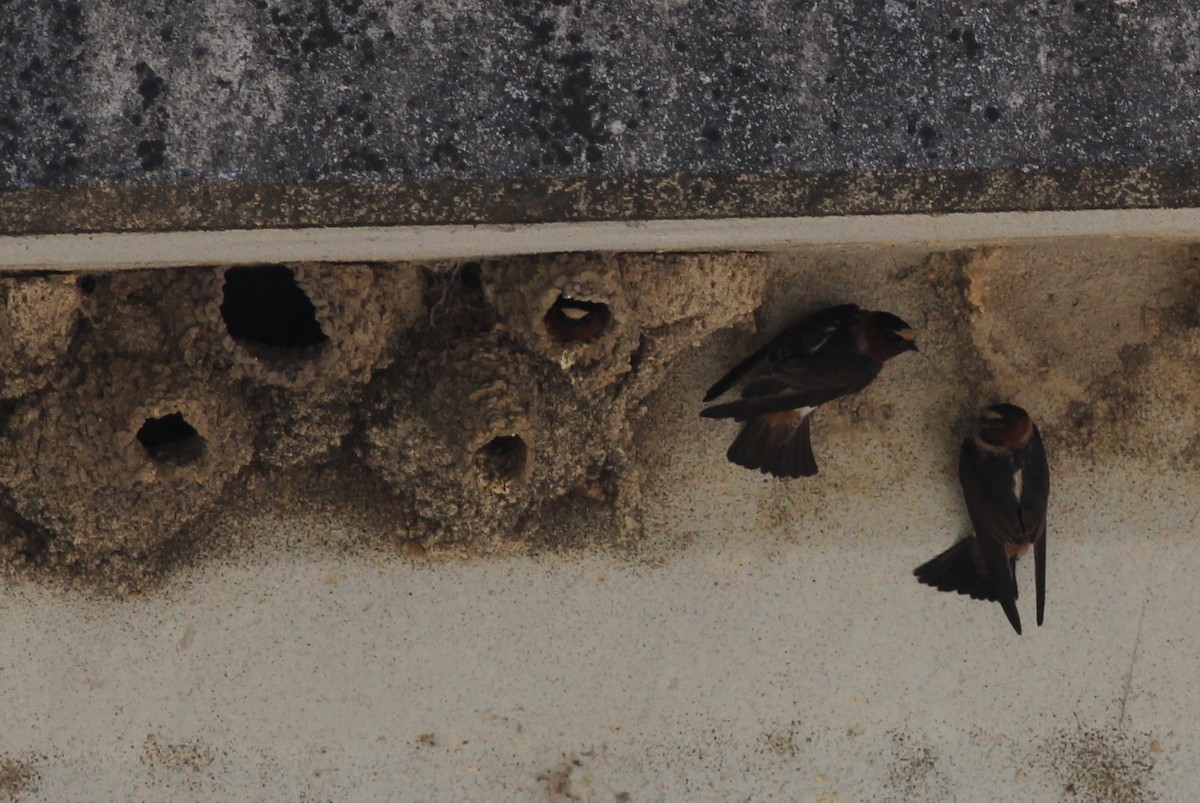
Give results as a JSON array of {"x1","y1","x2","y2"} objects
[{"x1": 895, "y1": 328, "x2": 918, "y2": 353}]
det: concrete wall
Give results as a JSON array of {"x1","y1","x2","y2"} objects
[
  {"x1": 10, "y1": 0, "x2": 1198, "y2": 189},
  {"x1": 5, "y1": 0, "x2": 1200, "y2": 235}
]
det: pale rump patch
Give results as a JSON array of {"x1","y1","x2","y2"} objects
[
  {"x1": 767, "y1": 407, "x2": 814, "y2": 424},
  {"x1": 1013, "y1": 468, "x2": 1024, "y2": 503}
]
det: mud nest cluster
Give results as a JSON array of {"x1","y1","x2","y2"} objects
[{"x1": 0, "y1": 254, "x2": 769, "y2": 589}]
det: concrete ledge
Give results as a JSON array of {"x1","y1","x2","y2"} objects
[
  {"x1": 4, "y1": 207, "x2": 1200, "y2": 272},
  {"x1": 3, "y1": 167, "x2": 1200, "y2": 236}
]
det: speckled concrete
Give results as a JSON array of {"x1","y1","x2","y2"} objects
[
  {"x1": 5, "y1": 0, "x2": 1199, "y2": 188},
  {"x1": 0, "y1": 508, "x2": 1189, "y2": 802},
  {"x1": 4, "y1": 1, "x2": 1200, "y2": 233},
  {"x1": 5, "y1": 167, "x2": 1200, "y2": 235}
]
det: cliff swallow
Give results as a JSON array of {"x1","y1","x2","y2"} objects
[
  {"x1": 914, "y1": 403, "x2": 1049, "y2": 635},
  {"x1": 700, "y1": 304, "x2": 918, "y2": 478}
]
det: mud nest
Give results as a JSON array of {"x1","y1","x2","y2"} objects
[{"x1": 0, "y1": 254, "x2": 770, "y2": 589}]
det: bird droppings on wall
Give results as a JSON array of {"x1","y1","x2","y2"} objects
[
  {"x1": 885, "y1": 730, "x2": 949, "y2": 802},
  {"x1": 1046, "y1": 726, "x2": 1158, "y2": 803},
  {"x1": 0, "y1": 755, "x2": 41, "y2": 800}
]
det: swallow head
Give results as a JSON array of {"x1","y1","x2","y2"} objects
[
  {"x1": 861, "y1": 311, "x2": 919, "y2": 361},
  {"x1": 976, "y1": 403, "x2": 1034, "y2": 449}
]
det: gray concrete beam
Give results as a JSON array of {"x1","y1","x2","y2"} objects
[
  {"x1": 4, "y1": 2, "x2": 1200, "y2": 233},
  {"x1": 4, "y1": 167, "x2": 1200, "y2": 236},
  {"x1": 6, "y1": 207, "x2": 1200, "y2": 271}
]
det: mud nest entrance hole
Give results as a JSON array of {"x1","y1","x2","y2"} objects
[
  {"x1": 475, "y1": 435, "x2": 528, "y2": 487},
  {"x1": 137, "y1": 412, "x2": 208, "y2": 465},
  {"x1": 220, "y1": 266, "x2": 329, "y2": 350},
  {"x1": 544, "y1": 296, "x2": 611, "y2": 343}
]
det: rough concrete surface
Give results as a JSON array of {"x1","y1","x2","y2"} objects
[
  {"x1": 10, "y1": 167, "x2": 1200, "y2": 236},
  {"x1": 4, "y1": 0, "x2": 1199, "y2": 188},
  {"x1": 5, "y1": 1, "x2": 1200, "y2": 234},
  {"x1": 2, "y1": 241, "x2": 1199, "y2": 798}
]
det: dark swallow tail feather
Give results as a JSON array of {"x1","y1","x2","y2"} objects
[
  {"x1": 913, "y1": 538, "x2": 998, "y2": 602},
  {"x1": 726, "y1": 412, "x2": 818, "y2": 478}
]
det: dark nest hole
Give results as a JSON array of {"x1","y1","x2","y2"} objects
[
  {"x1": 474, "y1": 434, "x2": 528, "y2": 489},
  {"x1": 543, "y1": 295, "x2": 611, "y2": 343},
  {"x1": 136, "y1": 412, "x2": 208, "y2": 466},
  {"x1": 220, "y1": 265, "x2": 329, "y2": 351}
]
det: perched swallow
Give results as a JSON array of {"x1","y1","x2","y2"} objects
[
  {"x1": 699, "y1": 304, "x2": 918, "y2": 478},
  {"x1": 914, "y1": 403, "x2": 1050, "y2": 635}
]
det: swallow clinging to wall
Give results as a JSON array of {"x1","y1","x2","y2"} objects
[
  {"x1": 699, "y1": 304, "x2": 918, "y2": 478},
  {"x1": 914, "y1": 403, "x2": 1050, "y2": 635}
]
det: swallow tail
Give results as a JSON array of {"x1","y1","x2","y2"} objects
[
  {"x1": 997, "y1": 589, "x2": 1022, "y2": 635},
  {"x1": 726, "y1": 411, "x2": 818, "y2": 478},
  {"x1": 976, "y1": 538, "x2": 1022, "y2": 635},
  {"x1": 913, "y1": 538, "x2": 997, "y2": 602}
]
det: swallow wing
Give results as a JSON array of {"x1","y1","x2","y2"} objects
[
  {"x1": 702, "y1": 304, "x2": 861, "y2": 402},
  {"x1": 1023, "y1": 426, "x2": 1050, "y2": 626},
  {"x1": 699, "y1": 353, "x2": 880, "y2": 421},
  {"x1": 959, "y1": 438, "x2": 1045, "y2": 547},
  {"x1": 959, "y1": 440, "x2": 1025, "y2": 634},
  {"x1": 762, "y1": 303, "x2": 863, "y2": 364}
]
